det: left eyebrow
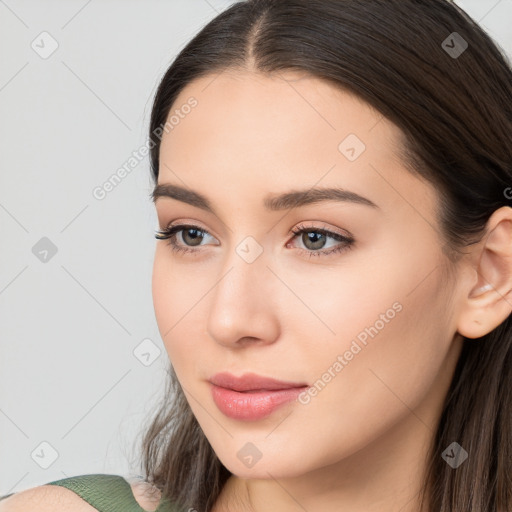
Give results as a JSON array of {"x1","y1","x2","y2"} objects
[
  {"x1": 151, "y1": 183, "x2": 380, "y2": 214},
  {"x1": 264, "y1": 186, "x2": 380, "y2": 211}
]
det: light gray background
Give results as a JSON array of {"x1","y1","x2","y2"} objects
[{"x1": 1, "y1": 0, "x2": 511, "y2": 495}]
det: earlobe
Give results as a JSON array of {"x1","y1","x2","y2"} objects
[{"x1": 456, "y1": 206, "x2": 512, "y2": 339}]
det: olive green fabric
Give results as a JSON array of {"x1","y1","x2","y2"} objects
[{"x1": 0, "y1": 474, "x2": 179, "y2": 512}]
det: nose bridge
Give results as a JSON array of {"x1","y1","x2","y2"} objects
[
  {"x1": 218, "y1": 231, "x2": 270, "y2": 295},
  {"x1": 206, "y1": 238, "x2": 279, "y2": 346}
]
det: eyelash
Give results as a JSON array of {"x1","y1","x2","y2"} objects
[{"x1": 154, "y1": 223, "x2": 355, "y2": 258}]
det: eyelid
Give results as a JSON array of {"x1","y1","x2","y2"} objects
[
  {"x1": 156, "y1": 222, "x2": 217, "y2": 243},
  {"x1": 289, "y1": 221, "x2": 353, "y2": 239},
  {"x1": 159, "y1": 219, "x2": 217, "y2": 237},
  {"x1": 156, "y1": 221, "x2": 351, "y2": 244},
  {"x1": 155, "y1": 220, "x2": 355, "y2": 259}
]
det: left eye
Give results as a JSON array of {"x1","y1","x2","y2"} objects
[{"x1": 287, "y1": 224, "x2": 355, "y2": 257}]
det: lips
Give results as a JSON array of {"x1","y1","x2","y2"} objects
[
  {"x1": 208, "y1": 372, "x2": 309, "y2": 421},
  {"x1": 208, "y1": 372, "x2": 308, "y2": 392}
]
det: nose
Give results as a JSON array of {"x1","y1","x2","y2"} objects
[{"x1": 206, "y1": 248, "x2": 281, "y2": 349}]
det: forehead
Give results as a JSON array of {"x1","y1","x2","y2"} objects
[
  {"x1": 160, "y1": 70, "x2": 401, "y2": 170},
  {"x1": 161, "y1": 69, "x2": 399, "y2": 160}
]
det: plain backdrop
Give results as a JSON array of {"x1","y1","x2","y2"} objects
[{"x1": 1, "y1": 0, "x2": 511, "y2": 495}]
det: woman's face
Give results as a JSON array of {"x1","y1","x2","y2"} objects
[{"x1": 152, "y1": 69, "x2": 466, "y2": 480}]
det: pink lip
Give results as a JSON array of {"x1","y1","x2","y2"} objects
[{"x1": 209, "y1": 372, "x2": 308, "y2": 421}]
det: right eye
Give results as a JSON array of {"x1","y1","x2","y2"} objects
[{"x1": 155, "y1": 224, "x2": 218, "y2": 254}]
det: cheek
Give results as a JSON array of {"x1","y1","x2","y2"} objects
[
  {"x1": 286, "y1": 251, "x2": 453, "y2": 460},
  {"x1": 151, "y1": 249, "x2": 209, "y2": 366},
  {"x1": 152, "y1": 251, "x2": 185, "y2": 357},
  {"x1": 151, "y1": 251, "x2": 170, "y2": 341}
]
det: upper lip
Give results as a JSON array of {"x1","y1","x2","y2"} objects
[{"x1": 209, "y1": 372, "x2": 308, "y2": 392}]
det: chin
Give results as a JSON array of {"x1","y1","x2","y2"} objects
[{"x1": 215, "y1": 448, "x2": 311, "y2": 480}]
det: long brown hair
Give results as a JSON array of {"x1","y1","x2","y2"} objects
[{"x1": 136, "y1": 1, "x2": 512, "y2": 510}]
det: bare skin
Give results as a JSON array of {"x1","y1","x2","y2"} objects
[{"x1": 151, "y1": 68, "x2": 512, "y2": 512}]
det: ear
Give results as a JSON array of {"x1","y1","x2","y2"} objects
[{"x1": 457, "y1": 206, "x2": 512, "y2": 339}]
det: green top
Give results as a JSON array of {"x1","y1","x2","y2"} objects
[{"x1": 0, "y1": 474, "x2": 179, "y2": 512}]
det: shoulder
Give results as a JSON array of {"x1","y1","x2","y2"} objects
[
  {"x1": 0, "y1": 475, "x2": 162, "y2": 512},
  {"x1": 0, "y1": 484, "x2": 97, "y2": 511}
]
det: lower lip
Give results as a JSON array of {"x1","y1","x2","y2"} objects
[{"x1": 210, "y1": 384, "x2": 307, "y2": 421}]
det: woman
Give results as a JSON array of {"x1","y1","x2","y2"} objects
[{"x1": 1, "y1": 0, "x2": 511, "y2": 511}]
